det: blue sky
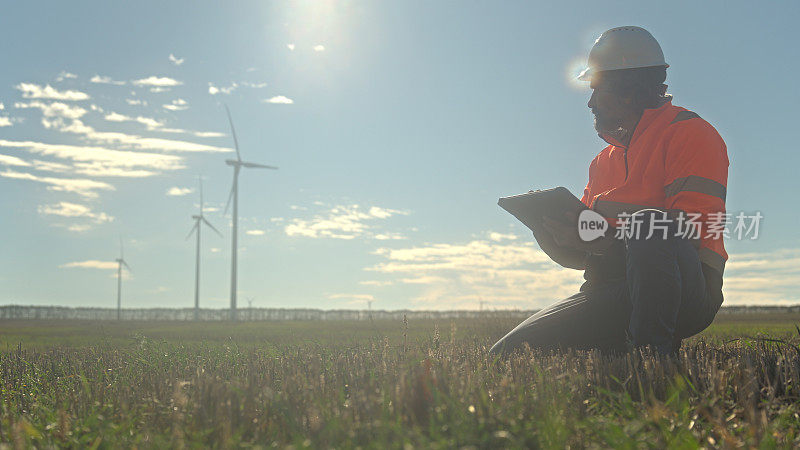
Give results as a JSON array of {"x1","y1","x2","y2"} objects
[{"x1": 0, "y1": 0, "x2": 797, "y2": 310}]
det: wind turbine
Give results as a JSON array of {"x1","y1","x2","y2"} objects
[
  {"x1": 223, "y1": 105, "x2": 278, "y2": 320},
  {"x1": 115, "y1": 238, "x2": 132, "y2": 320},
  {"x1": 187, "y1": 177, "x2": 222, "y2": 321}
]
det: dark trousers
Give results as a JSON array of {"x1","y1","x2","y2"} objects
[{"x1": 490, "y1": 211, "x2": 724, "y2": 355}]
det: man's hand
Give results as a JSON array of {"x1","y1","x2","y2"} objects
[{"x1": 541, "y1": 211, "x2": 613, "y2": 254}]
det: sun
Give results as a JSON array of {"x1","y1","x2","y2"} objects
[{"x1": 566, "y1": 56, "x2": 591, "y2": 91}]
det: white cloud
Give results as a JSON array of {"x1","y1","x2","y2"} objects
[
  {"x1": 369, "y1": 206, "x2": 406, "y2": 219},
  {"x1": 264, "y1": 95, "x2": 294, "y2": 104},
  {"x1": 328, "y1": 294, "x2": 374, "y2": 300},
  {"x1": 102, "y1": 111, "x2": 213, "y2": 138},
  {"x1": 0, "y1": 103, "x2": 4, "y2": 110},
  {"x1": 0, "y1": 153, "x2": 31, "y2": 167},
  {"x1": 131, "y1": 116, "x2": 161, "y2": 128},
  {"x1": 69, "y1": 108, "x2": 223, "y2": 142},
  {"x1": 169, "y1": 53, "x2": 185, "y2": 66},
  {"x1": 125, "y1": 98, "x2": 146, "y2": 106},
  {"x1": 74, "y1": 129, "x2": 231, "y2": 153},
  {"x1": 364, "y1": 238, "x2": 800, "y2": 309},
  {"x1": 285, "y1": 204, "x2": 408, "y2": 240},
  {"x1": 166, "y1": 186, "x2": 193, "y2": 196},
  {"x1": 242, "y1": 82, "x2": 267, "y2": 88},
  {"x1": 287, "y1": 44, "x2": 295, "y2": 51},
  {"x1": 90, "y1": 75, "x2": 125, "y2": 85},
  {"x1": 38, "y1": 201, "x2": 113, "y2": 223},
  {"x1": 60, "y1": 260, "x2": 118, "y2": 270},
  {"x1": 400, "y1": 276, "x2": 449, "y2": 285},
  {"x1": 104, "y1": 112, "x2": 130, "y2": 122},
  {"x1": 0, "y1": 117, "x2": 12, "y2": 127},
  {"x1": 149, "y1": 87, "x2": 171, "y2": 93},
  {"x1": 0, "y1": 139, "x2": 185, "y2": 178},
  {"x1": 104, "y1": 112, "x2": 164, "y2": 129},
  {"x1": 489, "y1": 232, "x2": 519, "y2": 242},
  {"x1": 246, "y1": 229, "x2": 265, "y2": 236},
  {"x1": 367, "y1": 235, "x2": 582, "y2": 310},
  {"x1": 163, "y1": 98, "x2": 188, "y2": 111},
  {"x1": 313, "y1": 45, "x2": 325, "y2": 52},
  {"x1": 2, "y1": 156, "x2": 69, "y2": 174},
  {"x1": 359, "y1": 280, "x2": 394, "y2": 287},
  {"x1": 374, "y1": 233, "x2": 406, "y2": 241},
  {"x1": 15, "y1": 83, "x2": 89, "y2": 101},
  {"x1": 0, "y1": 169, "x2": 114, "y2": 198},
  {"x1": 722, "y1": 248, "x2": 800, "y2": 305},
  {"x1": 31, "y1": 159, "x2": 71, "y2": 172},
  {"x1": 221, "y1": 83, "x2": 238, "y2": 94},
  {"x1": 15, "y1": 100, "x2": 87, "y2": 120},
  {"x1": 56, "y1": 71, "x2": 77, "y2": 82},
  {"x1": 156, "y1": 127, "x2": 186, "y2": 134},
  {"x1": 67, "y1": 224, "x2": 91, "y2": 233},
  {"x1": 13, "y1": 104, "x2": 232, "y2": 152},
  {"x1": 132, "y1": 76, "x2": 182, "y2": 87},
  {"x1": 193, "y1": 131, "x2": 225, "y2": 138},
  {"x1": 207, "y1": 82, "x2": 237, "y2": 95}
]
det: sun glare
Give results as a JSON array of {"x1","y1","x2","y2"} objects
[{"x1": 566, "y1": 56, "x2": 591, "y2": 91}]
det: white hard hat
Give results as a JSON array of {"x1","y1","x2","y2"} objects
[{"x1": 578, "y1": 26, "x2": 668, "y2": 81}]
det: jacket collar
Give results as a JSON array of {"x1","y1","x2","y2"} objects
[{"x1": 598, "y1": 96, "x2": 673, "y2": 148}]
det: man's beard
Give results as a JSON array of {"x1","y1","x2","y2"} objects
[{"x1": 593, "y1": 112, "x2": 629, "y2": 142}]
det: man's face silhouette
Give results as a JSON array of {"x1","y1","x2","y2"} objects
[{"x1": 587, "y1": 75, "x2": 632, "y2": 137}]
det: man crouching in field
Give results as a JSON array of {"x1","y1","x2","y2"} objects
[{"x1": 491, "y1": 27, "x2": 728, "y2": 356}]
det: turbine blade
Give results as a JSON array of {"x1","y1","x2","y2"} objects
[
  {"x1": 186, "y1": 221, "x2": 199, "y2": 240},
  {"x1": 121, "y1": 259, "x2": 132, "y2": 272},
  {"x1": 241, "y1": 162, "x2": 278, "y2": 170},
  {"x1": 202, "y1": 217, "x2": 223, "y2": 237},
  {"x1": 199, "y1": 176, "x2": 204, "y2": 214},
  {"x1": 223, "y1": 182, "x2": 235, "y2": 216},
  {"x1": 119, "y1": 237, "x2": 124, "y2": 259},
  {"x1": 224, "y1": 104, "x2": 242, "y2": 161}
]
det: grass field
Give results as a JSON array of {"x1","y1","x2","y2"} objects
[{"x1": 1, "y1": 314, "x2": 799, "y2": 448}]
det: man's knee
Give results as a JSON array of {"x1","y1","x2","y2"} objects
[{"x1": 490, "y1": 285, "x2": 629, "y2": 355}]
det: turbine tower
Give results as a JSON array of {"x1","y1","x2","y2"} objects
[
  {"x1": 115, "y1": 238, "x2": 132, "y2": 320},
  {"x1": 187, "y1": 177, "x2": 222, "y2": 321},
  {"x1": 223, "y1": 105, "x2": 278, "y2": 320}
]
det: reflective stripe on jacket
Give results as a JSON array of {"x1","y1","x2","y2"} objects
[{"x1": 580, "y1": 99, "x2": 729, "y2": 275}]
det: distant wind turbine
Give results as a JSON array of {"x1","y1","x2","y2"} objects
[
  {"x1": 223, "y1": 105, "x2": 278, "y2": 320},
  {"x1": 187, "y1": 177, "x2": 222, "y2": 321},
  {"x1": 115, "y1": 238, "x2": 132, "y2": 320}
]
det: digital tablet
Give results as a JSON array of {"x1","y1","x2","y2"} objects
[{"x1": 498, "y1": 186, "x2": 588, "y2": 232}]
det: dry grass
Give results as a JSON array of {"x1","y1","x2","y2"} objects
[{"x1": 1, "y1": 317, "x2": 799, "y2": 448}]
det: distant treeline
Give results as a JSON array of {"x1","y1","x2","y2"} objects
[
  {"x1": 0, "y1": 305, "x2": 528, "y2": 321},
  {"x1": 0, "y1": 304, "x2": 798, "y2": 321}
]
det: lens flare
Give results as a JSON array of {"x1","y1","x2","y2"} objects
[{"x1": 566, "y1": 56, "x2": 591, "y2": 91}]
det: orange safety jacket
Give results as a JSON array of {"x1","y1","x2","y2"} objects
[{"x1": 580, "y1": 98, "x2": 729, "y2": 275}]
